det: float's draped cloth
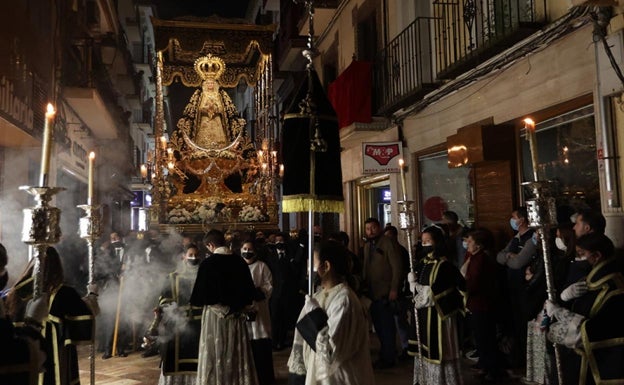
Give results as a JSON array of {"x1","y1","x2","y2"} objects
[{"x1": 281, "y1": 69, "x2": 344, "y2": 213}]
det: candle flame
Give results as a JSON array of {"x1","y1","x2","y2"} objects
[
  {"x1": 398, "y1": 158, "x2": 404, "y2": 167},
  {"x1": 46, "y1": 103, "x2": 55, "y2": 116},
  {"x1": 89, "y1": 151, "x2": 95, "y2": 160},
  {"x1": 523, "y1": 118, "x2": 535, "y2": 129}
]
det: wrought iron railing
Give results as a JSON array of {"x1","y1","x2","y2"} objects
[
  {"x1": 373, "y1": 17, "x2": 439, "y2": 115},
  {"x1": 433, "y1": 0, "x2": 546, "y2": 78}
]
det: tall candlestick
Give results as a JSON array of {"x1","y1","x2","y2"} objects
[
  {"x1": 88, "y1": 152, "x2": 95, "y2": 205},
  {"x1": 398, "y1": 158, "x2": 408, "y2": 201},
  {"x1": 524, "y1": 118, "x2": 539, "y2": 181},
  {"x1": 140, "y1": 164, "x2": 148, "y2": 179},
  {"x1": 279, "y1": 164, "x2": 284, "y2": 178},
  {"x1": 39, "y1": 104, "x2": 56, "y2": 186}
]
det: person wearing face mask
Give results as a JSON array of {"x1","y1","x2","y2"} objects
[
  {"x1": 287, "y1": 240, "x2": 374, "y2": 385},
  {"x1": 191, "y1": 229, "x2": 258, "y2": 385},
  {"x1": 144, "y1": 243, "x2": 203, "y2": 385},
  {"x1": 542, "y1": 223, "x2": 593, "y2": 385},
  {"x1": 461, "y1": 229, "x2": 505, "y2": 381},
  {"x1": 407, "y1": 225, "x2": 465, "y2": 385},
  {"x1": 266, "y1": 232, "x2": 298, "y2": 351},
  {"x1": 495, "y1": 206, "x2": 536, "y2": 370},
  {"x1": 544, "y1": 233, "x2": 624, "y2": 385},
  {"x1": 241, "y1": 240, "x2": 275, "y2": 385}
]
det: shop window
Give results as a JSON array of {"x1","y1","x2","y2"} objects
[
  {"x1": 521, "y1": 105, "x2": 600, "y2": 216},
  {"x1": 418, "y1": 151, "x2": 471, "y2": 227}
]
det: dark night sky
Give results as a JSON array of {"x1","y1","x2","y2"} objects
[{"x1": 151, "y1": 0, "x2": 253, "y2": 20}]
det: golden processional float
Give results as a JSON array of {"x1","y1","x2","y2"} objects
[{"x1": 149, "y1": 17, "x2": 280, "y2": 234}]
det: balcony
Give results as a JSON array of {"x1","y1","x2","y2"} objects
[
  {"x1": 373, "y1": 17, "x2": 440, "y2": 116},
  {"x1": 62, "y1": 44, "x2": 127, "y2": 139},
  {"x1": 433, "y1": 0, "x2": 547, "y2": 79},
  {"x1": 275, "y1": 0, "x2": 308, "y2": 72}
]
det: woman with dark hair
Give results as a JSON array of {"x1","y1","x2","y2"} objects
[
  {"x1": 408, "y1": 225, "x2": 466, "y2": 385},
  {"x1": 287, "y1": 240, "x2": 373, "y2": 385},
  {"x1": 5, "y1": 246, "x2": 97, "y2": 385},
  {"x1": 462, "y1": 229, "x2": 505, "y2": 381}
]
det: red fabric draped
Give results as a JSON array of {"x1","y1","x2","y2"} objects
[{"x1": 328, "y1": 60, "x2": 372, "y2": 129}]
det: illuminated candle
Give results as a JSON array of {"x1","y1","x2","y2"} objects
[
  {"x1": 39, "y1": 104, "x2": 56, "y2": 186},
  {"x1": 524, "y1": 118, "x2": 539, "y2": 181},
  {"x1": 160, "y1": 136, "x2": 167, "y2": 150},
  {"x1": 279, "y1": 164, "x2": 284, "y2": 178},
  {"x1": 88, "y1": 151, "x2": 95, "y2": 205},
  {"x1": 140, "y1": 164, "x2": 148, "y2": 179},
  {"x1": 167, "y1": 161, "x2": 174, "y2": 169},
  {"x1": 167, "y1": 148, "x2": 173, "y2": 161},
  {"x1": 398, "y1": 158, "x2": 408, "y2": 201},
  {"x1": 262, "y1": 163, "x2": 268, "y2": 175},
  {"x1": 257, "y1": 150, "x2": 264, "y2": 161}
]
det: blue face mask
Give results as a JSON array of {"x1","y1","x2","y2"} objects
[
  {"x1": 462, "y1": 240, "x2": 468, "y2": 250},
  {"x1": 531, "y1": 232, "x2": 538, "y2": 246},
  {"x1": 510, "y1": 218, "x2": 519, "y2": 231}
]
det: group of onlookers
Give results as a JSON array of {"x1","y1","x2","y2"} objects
[{"x1": 2, "y1": 205, "x2": 623, "y2": 385}]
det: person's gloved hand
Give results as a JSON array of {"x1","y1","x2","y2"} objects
[
  {"x1": 25, "y1": 293, "x2": 49, "y2": 326},
  {"x1": 560, "y1": 281, "x2": 588, "y2": 302},
  {"x1": 544, "y1": 299, "x2": 561, "y2": 318},
  {"x1": 87, "y1": 283, "x2": 98, "y2": 296},
  {"x1": 407, "y1": 272, "x2": 423, "y2": 295}
]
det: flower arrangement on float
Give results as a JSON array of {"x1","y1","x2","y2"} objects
[{"x1": 237, "y1": 205, "x2": 266, "y2": 222}]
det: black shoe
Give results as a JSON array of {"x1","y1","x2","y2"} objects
[
  {"x1": 117, "y1": 351, "x2": 128, "y2": 357},
  {"x1": 102, "y1": 353, "x2": 112, "y2": 360}
]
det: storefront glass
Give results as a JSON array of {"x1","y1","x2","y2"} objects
[
  {"x1": 418, "y1": 151, "x2": 471, "y2": 227},
  {"x1": 521, "y1": 105, "x2": 600, "y2": 217}
]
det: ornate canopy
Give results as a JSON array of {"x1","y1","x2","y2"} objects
[{"x1": 152, "y1": 17, "x2": 275, "y2": 87}]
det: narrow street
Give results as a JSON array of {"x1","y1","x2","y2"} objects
[{"x1": 77, "y1": 337, "x2": 523, "y2": 385}]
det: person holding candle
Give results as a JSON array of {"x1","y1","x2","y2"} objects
[
  {"x1": 408, "y1": 225, "x2": 466, "y2": 385},
  {"x1": 5, "y1": 246, "x2": 98, "y2": 385}
]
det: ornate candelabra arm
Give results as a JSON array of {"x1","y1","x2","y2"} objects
[
  {"x1": 398, "y1": 200, "x2": 423, "y2": 385},
  {"x1": 20, "y1": 186, "x2": 64, "y2": 299},
  {"x1": 78, "y1": 203, "x2": 101, "y2": 385},
  {"x1": 524, "y1": 180, "x2": 563, "y2": 385}
]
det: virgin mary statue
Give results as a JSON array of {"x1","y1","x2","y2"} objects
[{"x1": 172, "y1": 54, "x2": 249, "y2": 155}]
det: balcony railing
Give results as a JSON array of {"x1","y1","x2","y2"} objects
[
  {"x1": 373, "y1": 17, "x2": 439, "y2": 115},
  {"x1": 433, "y1": 0, "x2": 546, "y2": 79}
]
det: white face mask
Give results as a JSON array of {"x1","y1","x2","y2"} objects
[{"x1": 555, "y1": 237, "x2": 567, "y2": 252}]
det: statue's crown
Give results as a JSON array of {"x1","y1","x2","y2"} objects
[{"x1": 194, "y1": 54, "x2": 226, "y2": 80}]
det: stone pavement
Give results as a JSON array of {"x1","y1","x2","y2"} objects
[{"x1": 78, "y1": 338, "x2": 525, "y2": 385}]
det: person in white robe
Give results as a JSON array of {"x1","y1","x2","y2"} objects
[
  {"x1": 287, "y1": 240, "x2": 374, "y2": 385},
  {"x1": 242, "y1": 240, "x2": 275, "y2": 385}
]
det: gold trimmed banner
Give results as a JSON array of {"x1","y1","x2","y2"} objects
[{"x1": 282, "y1": 197, "x2": 344, "y2": 213}]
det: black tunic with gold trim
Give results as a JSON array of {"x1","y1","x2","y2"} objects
[
  {"x1": 156, "y1": 266, "x2": 202, "y2": 376},
  {"x1": 11, "y1": 277, "x2": 94, "y2": 385},
  {"x1": 0, "y1": 300, "x2": 44, "y2": 385},
  {"x1": 409, "y1": 255, "x2": 465, "y2": 362},
  {"x1": 577, "y1": 258, "x2": 624, "y2": 385}
]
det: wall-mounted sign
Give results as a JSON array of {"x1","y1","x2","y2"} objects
[{"x1": 362, "y1": 141, "x2": 403, "y2": 174}]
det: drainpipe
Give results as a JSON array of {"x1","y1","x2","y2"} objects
[{"x1": 593, "y1": 8, "x2": 620, "y2": 209}]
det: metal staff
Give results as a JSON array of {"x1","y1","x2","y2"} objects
[
  {"x1": 78, "y1": 203, "x2": 101, "y2": 385},
  {"x1": 524, "y1": 180, "x2": 563, "y2": 385},
  {"x1": 398, "y1": 199, "x2": 423, "y2": 385},
  {"x1": 21, "y1": 186, "x2": 64, "y2": 298}
]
